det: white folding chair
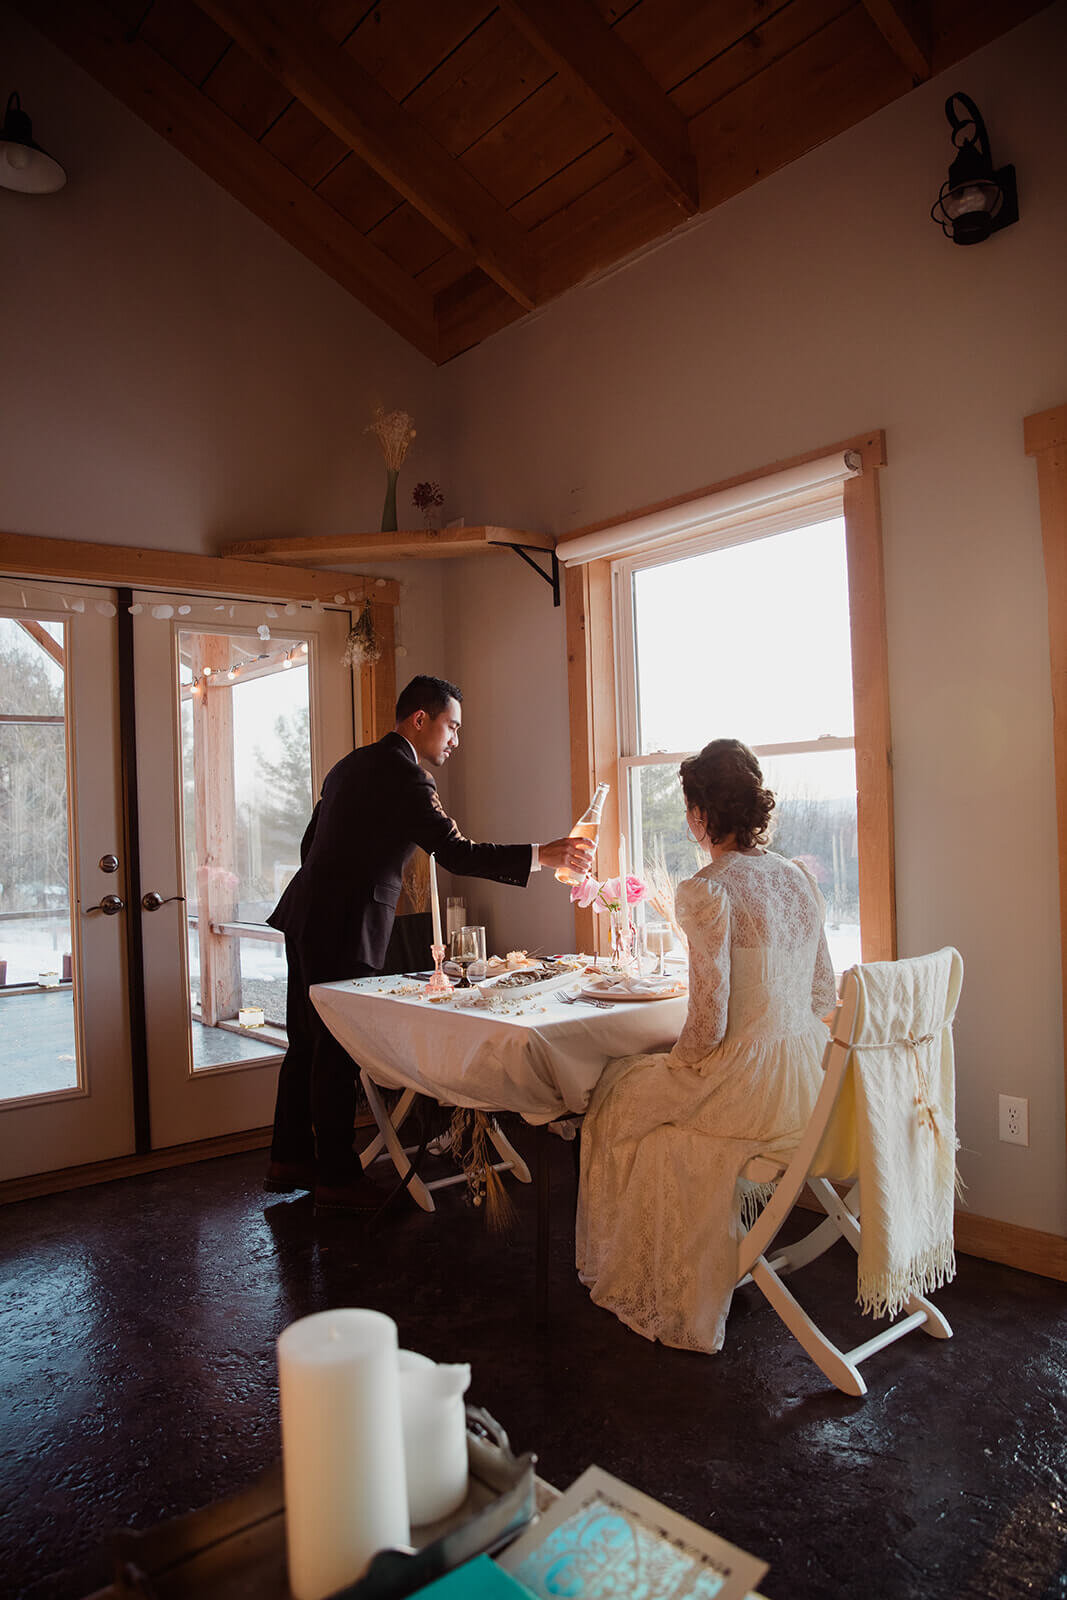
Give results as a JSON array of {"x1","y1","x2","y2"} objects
[{"x1": 735, "y1": 948, "x2": 963, "y2": 1397}]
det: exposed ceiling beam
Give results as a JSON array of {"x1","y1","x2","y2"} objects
[
  {"x1": 192, "y1": 0, "x2": 539, "y2": 310},
  {"x1": 860, "y1": 0, "x2": 931, "y2": 81},
  {"x1": 498, "y1": 0, "x2": 698, "y2": 215},
  {"x1": 20, "y1": 0, "x2": 438, "y2": 360}
]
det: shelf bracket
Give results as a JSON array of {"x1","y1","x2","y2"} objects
[{"x1": 505, "y1": 544, "x2": 560, "y2": 606}]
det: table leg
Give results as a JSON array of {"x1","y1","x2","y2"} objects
[
  {"x1": 359, "y1": 1071, "x2": 436, "y2": 1212},
  {"x1": 535, "y1": 1126, "x2": 549, "y2": 1331}
]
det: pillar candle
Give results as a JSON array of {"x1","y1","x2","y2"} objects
[
  {"x1": 278, "y1": 1309, "x2": 410, "y2": 1600},
  {"x1": 429, "y1": 853, "x2": 443, "y2": 947},
  {"x1": 618, "y1": 834, "x2": 628, "y2": 905},
  {"x1": 398, "y1": 1351, "x2": 471, "y2": 1524}
]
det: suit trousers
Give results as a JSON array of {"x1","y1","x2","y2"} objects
[{"x1": 270, "y1": 935, "x2": 375, "y2": 1183}]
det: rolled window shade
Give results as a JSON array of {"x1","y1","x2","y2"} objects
[{"x1": 556, "y1": 450, "x2": 863, "y2": 568}]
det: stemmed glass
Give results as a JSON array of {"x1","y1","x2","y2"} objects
[
  {"x1": 450, "y1": 925, "x2": 486, "y2": 988},
  {"x1": 644, "y1": 923, "x2": 673, "y2": 977}
]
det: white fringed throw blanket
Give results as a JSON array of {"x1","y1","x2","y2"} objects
[{"x1": 846, "y1": 948, "x2": 963, "y2": 1319}]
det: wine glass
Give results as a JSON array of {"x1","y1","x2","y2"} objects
[
  {"x1": 644, "y1": 923, "x2": 673, "y2": 977},
  {"x1": 450, "y1": 925, "x2": 486, "y2": 988}
]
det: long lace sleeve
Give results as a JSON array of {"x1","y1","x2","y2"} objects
[
  {"x1": 792, "y1": 858, "x2": 838, "y2": 1016},
  {"x1": 669, "y1": 875, "x2": 731, "y2": 1069}
]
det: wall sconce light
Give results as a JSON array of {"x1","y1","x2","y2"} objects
[
  {"x1": 930, "y1": 92, "x2": 1017, "y2": 245},
  {"x1": 0, "y1": 92, "x2": 67, "y2": 194}
]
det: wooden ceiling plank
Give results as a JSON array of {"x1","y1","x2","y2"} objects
[
  {"x1": 498, "y1": 0, "x2": 698, "y2": 213},
  {"x1": 138, "y1": 0, "x2": 232, "y2": 87},
  {"x1": 201, "y1": 38, "x2": 295, "y2": 138},
  {"x1": 860, "y1": 0, "x2": 931, "y2": 82},
  {"x1": 691, "y1": 6, "x2": 913, "y2": 206},
  {"x1": 340, "y1": 0, "x2": 497, "y2": 106},
  {"x1": 191, "y1": 0, "x2": 540, "y2": 308},
  {"x1": 20, "y1": 0, "x2": 437, "y2": 360},
  {"x1": 404, "y1": 11, "x2": 556, "y2": 161},
  {"x1": 669, "y1": 0, "x2": 855, "y2": 119}
]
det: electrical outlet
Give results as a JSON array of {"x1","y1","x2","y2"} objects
[{"x1": 998, "y1": 1094, "x2": 1030, "y2": 1146}]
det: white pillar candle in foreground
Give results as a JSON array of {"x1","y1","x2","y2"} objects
[
  {"x1": 398, "y1": 1350, "x2": 471, "y2": 1524},
  {"x1": 278, "y1": 1309, "x2": 410, "y2": 1600},
  {"x1": 429, "y1": 852, "x2": 443, "y2": 947}
]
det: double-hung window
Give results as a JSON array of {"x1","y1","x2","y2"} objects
[
  {"x1": 614, "y1": 513, "x2": 860, "y2": 970},
  {"x1": 562, "y1": 435, "x2": 893, "y2": 968}
]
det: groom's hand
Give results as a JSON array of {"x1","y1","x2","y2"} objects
[{"x1": 539, "y1": 836, "x2": 596, "y2": 876}]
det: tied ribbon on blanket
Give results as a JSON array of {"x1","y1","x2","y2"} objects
[{"x1": 448, "y1": 1108, "x2": 517, "y2": 1232}]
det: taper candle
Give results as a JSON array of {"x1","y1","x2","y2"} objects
[
  {"x1": 429, "y1": 852, "x2": 443, "y2": 947},
  {"x1": 278, "y1": 1309, "x2": 409, "y2": 1600},
  {"x1": 618, "y1": 834, "x2": 628, "y2": 903}
]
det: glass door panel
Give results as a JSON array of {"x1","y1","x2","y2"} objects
[
  {"x1": 134, "y1": 594, "x2": 354, "y2": 1148},
  {"x1": 0, "y1": 582, "x2": 135, "y2": 1181}
]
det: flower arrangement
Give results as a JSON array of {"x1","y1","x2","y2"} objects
[
  {"x1": 342, "y1": 599, "x2": 382, "y2": 669},
  {"x1": 569, "y1": 874, "x2": 648, "y2": 913},
  {"x1": 366, "y1": 405, "x2": 416, "y2": 532},
  {"x1": 366, "y1": 405, "x2": 416, "y2": 469},
  {"x1": 411, "y1": 480, "x2": 444, "y2": 528}
]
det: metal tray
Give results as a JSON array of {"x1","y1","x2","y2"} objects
[{"x1": 108, "y1": 1408, "x2": 537, "y2": 1600}]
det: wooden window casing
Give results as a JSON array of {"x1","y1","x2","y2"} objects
[
  {"x1": 564, "y1": 431, "x2": 894, "y2": 960},
  {"x1": 1025, "y1": 400, "x2": 1067, "y2": 1156}
]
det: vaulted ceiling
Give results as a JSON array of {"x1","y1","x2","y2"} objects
[{"x1": 21, "y1": 0, "x2": 1046, "y2": 363}]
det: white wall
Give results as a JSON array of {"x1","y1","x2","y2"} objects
[
  {"x1": 0, "y1": 5, "x2": 445, "y2": 552},
  {"x1": 441, "y1": 2, "x2": 1067, "y2": 1235}
]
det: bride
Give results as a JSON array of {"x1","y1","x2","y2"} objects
[{"x1": 576, "y1": 738, "x2": 838, "y2": 1354}]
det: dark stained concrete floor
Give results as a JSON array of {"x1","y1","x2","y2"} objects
[{"x1": 1, "y1": 1131, "x2": 1066, "y2": 1600}]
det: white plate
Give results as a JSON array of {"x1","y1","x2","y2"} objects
[
  {"x1": 578, "y1": 979, "x2": 688, "y2": 1003},
  {"x1": 478, "y1": 965, "x2": 583, "y2": 996}
]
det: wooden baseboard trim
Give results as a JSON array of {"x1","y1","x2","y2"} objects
[
  {"x1": 0, "y1": 1111, "x2": 383, "y2": 1206},
  {"x1": 796, "y1": 1187, "x2": 1067, "y2": 1282},
  {"x1": 0, "y1": 1127, "x2": 272, "y2": 1206},
  {"x1": 953, "y1": 1211, "x2": 1067, "y2": 1282}
]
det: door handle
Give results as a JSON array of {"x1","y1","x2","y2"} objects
[
  {"x1": 141, "y1": 891, "x2": 186, "y2": 912},
  {"x1": 85, "y1": 894, "x2": 125, "y2": 916}
]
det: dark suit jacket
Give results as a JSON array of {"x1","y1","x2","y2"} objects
[{"x1": 267, "y1": 732, "x2": 531, "y2": 973}]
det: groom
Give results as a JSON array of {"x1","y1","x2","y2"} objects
[{"x1": 266, "y1": 673, "x2": 593, "y2": 1210}]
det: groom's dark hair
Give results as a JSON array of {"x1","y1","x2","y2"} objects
[{"x1": 395, "y1": 675, "x2": 463, "y2": 722}]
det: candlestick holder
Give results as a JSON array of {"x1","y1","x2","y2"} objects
[{"x1": 425, "y1": 942, "x2": 452, "y2": 997}]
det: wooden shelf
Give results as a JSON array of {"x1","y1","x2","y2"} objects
[{"x1": 219, "y1": 526, "x2": 555, "y2": 566}]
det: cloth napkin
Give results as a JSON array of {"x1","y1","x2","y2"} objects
[{"x1": 843, "y1": 947, "x2": 963, "y2": 1319}]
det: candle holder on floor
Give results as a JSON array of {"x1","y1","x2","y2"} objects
[{"x1": 425, "y1": 943, "x2": 452, "y2": 997}]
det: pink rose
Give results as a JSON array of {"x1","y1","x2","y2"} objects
[
  {"x1": 570, "y1": 875, "x2": 601, "y2": 909},
  {"x1": 624, "y1": 874, "x2": 648, "y2": 906}
]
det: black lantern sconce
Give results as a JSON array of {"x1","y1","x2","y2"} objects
[
  {"x1": 0, "y1": 91, "x2": 67, "y2": 194},
  {"x1": 930, "y1": 92, "x2": 1017, "y2": 245}
]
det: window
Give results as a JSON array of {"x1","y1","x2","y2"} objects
[
  {"x1": 563, "y1": 434, "x2": 893, "y2": 965},
  {"x1": 615, "y1": 516, "x2": 861, "y2": 970}
]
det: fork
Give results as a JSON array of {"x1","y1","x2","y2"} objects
[{"x1": 559, "y1": 988, "x2": 611, "y2": 1010}]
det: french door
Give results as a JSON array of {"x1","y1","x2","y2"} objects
[{"x1": 0, "y1": 579, "x2": 355, "y2": 1181}]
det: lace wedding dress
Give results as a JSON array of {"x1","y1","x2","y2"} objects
[{"x1": 576, "y1": 850, "x2": 838, "y2": 1354}]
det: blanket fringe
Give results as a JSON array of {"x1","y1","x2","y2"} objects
[
  {"x1": 738, "y1": 1179, "x2": 778, "y2": 1231},
  {"x1": 857, "y1": 1238, "x2": 956, "y2": 1320}
]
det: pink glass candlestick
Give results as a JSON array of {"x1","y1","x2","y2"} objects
[{"x1": 425, "y1": 942, "x2": 452, "y2": 997}]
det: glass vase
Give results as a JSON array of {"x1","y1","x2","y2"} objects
[
  {"x1": 609, "y1": 907, "x2": 635, "y2": 973},
  {"x1": 381, "y1": 467, "x2": 399, "y2": 533}
]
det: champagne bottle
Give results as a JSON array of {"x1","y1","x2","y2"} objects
[{"x1": 555, "y1": 782, "x2": 610, "y2": 886}]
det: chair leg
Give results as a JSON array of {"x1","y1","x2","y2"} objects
[
  {"x1": 486, "y1": 1117, "x2": 532, "y2": 1183},
  {"x1": 907, "y1": 1293, "x2": 953, "y2": 1339},
  {"x1": 751, "y1": 1256, "x2": 867, "y2": 1397}
]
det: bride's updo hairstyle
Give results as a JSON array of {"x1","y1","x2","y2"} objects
[{"x1": 679, "y1": 739, "x2": 775, "y2": 851}]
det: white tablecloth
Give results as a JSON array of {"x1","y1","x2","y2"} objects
[{"x1": 311, "y1": 974, "x2": 688, "y2": 1123}]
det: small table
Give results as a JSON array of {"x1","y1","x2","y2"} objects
[{"x1": 311, "y1": 971, "x2": 688, "y2": 1315}]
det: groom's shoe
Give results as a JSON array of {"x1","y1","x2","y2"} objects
[{"x1": 264, "y1": 1159, "x2": 317, "y2": 1193}]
